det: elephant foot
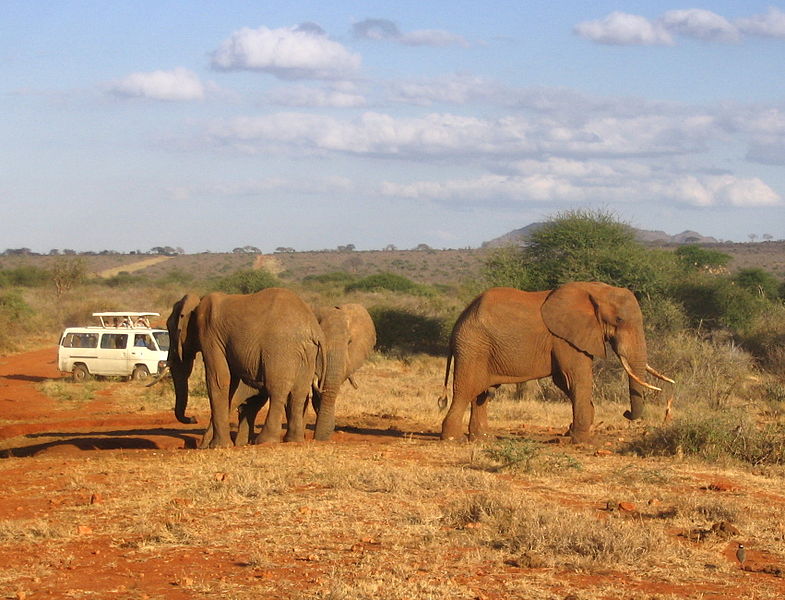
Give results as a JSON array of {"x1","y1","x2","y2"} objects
[
  {"x1": 569, "y1": 429, "x2": 595, "y2": 445},
  {"x1": 623, "y1": 409, "x2": 643, "y2": 421},
  {"x1": 208, "y1": 438, "x2": 234, "y2": 449},
  {"x1": 254, "y1": 432, "x2": 281, "y2": 444},
  {"x1": 468, "y1": 432, "x2": 492, "y2": 442}
]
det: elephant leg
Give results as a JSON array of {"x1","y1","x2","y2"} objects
[
  {"x1": 468, "y1": 387, "x2": 493, "y2": 441},
  {"x1": 442, "y1": 361, "x2": 487, "y2": 440},
  {"x1": 284, "y1": 371, "x2": 312, "y2": 442},
  {"x1": 563, "y1": 363, "x2": 595, "y2": 444},
  {"x1": 201, "y1": 363, "x2": 236, "y2": 449},
  {"x1": 257, "y1": 384, "x2": 288, "y2": 443},
  {"x1": 237, "y1": 394, "x2": 266, "y2": 446},
  {"x1": 441, "y1": 388, "x2": 471, "y2": 440},
  {"x1": 199, "y1": 421, "x2": 215, "y2": 449}
]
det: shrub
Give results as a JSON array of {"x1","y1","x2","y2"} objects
[
  {"x1": 0, "y1": 266, "x2": 50, "y2": 287},
  {"x1": 369, "y1": 306, "x2": 448, "y2": 355},
  {"x1": 673, "y1": 276, "x2": 770, "y2": 331},
  {"x1": 346, "y1": 272, "x2": 434, "y2": 296},
  {"x1": 625, "y1": 413, "x2": 785, "y2": 466},
  {"x1": 0, "y1": 290, "x2": 33, "y2": 320},
  {"x1": 101, "y1": 272, "x2": 145, "y2": 287},
  {"x1": 51, "y1": 257, "x2": 86, "y2": 296},
  {"x1": 482, "y1": 245, "x2": 531, "y2": 290},
  {"x1": 213, "y1": 269, "x2": 279, "y2": 294},
  {"x1": 674, "y1": 246, "x2": 731, "y2": 272},
  {"x1": 157, "y1": 269, "x2": 195, "y2": 287},
  {"x1": 733, "y1": 267, "x2": 782, "y2": 300},
  {"x1": 483, "y1": 209, "x2": 679, "y2": 298},
  {"x1": 303, "y1": 271, "x2": 356, "y2": 285}
]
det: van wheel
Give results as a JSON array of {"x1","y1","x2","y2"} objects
[
  {"x1": 131, "y1": 365, "x2": 150, "y2": 382},
  {"x1": 72, "y1": 364, "x2": 90, "y2": 382}
]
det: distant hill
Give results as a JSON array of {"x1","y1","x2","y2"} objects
[{"x1": 482, "y1": 223, "x2": 719, "y2": 247}]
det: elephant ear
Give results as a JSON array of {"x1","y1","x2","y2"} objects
[
  {"x1": 175, "y1": 294, "x2": 201, "y2": 360},
  {"x1": 541, "y1": 282, "x2": 607, "y2": 358}
]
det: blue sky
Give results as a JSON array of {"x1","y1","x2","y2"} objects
[{"x1": 2, "y1": 1, "x2": 784, "y2": 253}]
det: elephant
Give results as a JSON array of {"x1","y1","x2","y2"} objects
[
  {"x1": 167, "y1": 288, "x2": 324, "y2": 448},
  {"x1": 438, "y1": 283, "x2": 674, "y2": 443},
  {"x1": 230, "y1": 303, "x2": 376, "y2": 442},
  {"x1": 311, "y1": 303, "x2": 376, "y2": 441}
]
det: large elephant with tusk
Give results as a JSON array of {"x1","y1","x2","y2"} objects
[{"x1": 438, "y1": 283, "x2": 674, "y2": 443}]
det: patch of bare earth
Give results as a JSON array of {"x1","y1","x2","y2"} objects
[
  {"x1": 0, "y1": 349, "x2": 783, "y2": 599},
  {"x1": 96, "y1": 256, "x2": 173, "y2": 278}
]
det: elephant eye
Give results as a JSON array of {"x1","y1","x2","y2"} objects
[{"x1": 616, "y1": 316, "x2": 624, "y2": 325}]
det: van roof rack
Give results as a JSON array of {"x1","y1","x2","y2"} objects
[{"x1": 91, "y1": 312, "x2": 160, "y2": 328}]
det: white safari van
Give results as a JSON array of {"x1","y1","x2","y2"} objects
[{"x1": 57, "y1": 312, "x2": 169, "y2": 382}]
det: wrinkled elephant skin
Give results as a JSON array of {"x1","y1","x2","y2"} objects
[{"x1": 166, "y1": 288, "x2": 324, "y2": 448}]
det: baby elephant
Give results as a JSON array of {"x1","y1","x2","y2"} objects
[
  {"x1": 233, "y1": 303, "x2": 376, "y2": 442},
  {"x1": 311, "y1": 304, "x2": 376, "y2": 440}
]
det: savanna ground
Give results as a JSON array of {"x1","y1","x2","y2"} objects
[{"x1": 1, "y1": 343, "x2": 784, "y2": 600}]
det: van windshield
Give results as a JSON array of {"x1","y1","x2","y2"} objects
[{"x1": 153, "y1": 331, "x2": 170, "y2": 352}]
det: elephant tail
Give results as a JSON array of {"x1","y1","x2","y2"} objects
[{"x1": 437, "y1": 351, "x2": 453, "y2": 411}]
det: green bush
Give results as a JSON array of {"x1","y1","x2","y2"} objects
[
  {"x1": 483, "y1": 209, "x2": 679, "y2": 298},
  {"x1": 369, "y1": 306, "x2": 448, "y2": 355},
  {"x1": 346, "y1": 272, "x2": 434, "y2": 296},
  {"x1": 482, "y1": 245, "x2": 531, "y2": 290},
  {"x1": 0, "y1": 290, "x2": 33, "y2": 319},
  {"x1": 0, "y1": 266, "x2": 51, "y2": 287},
  {"x1": 101, "y1": 272, "x2": 145, "y2": 287},
  {"x1": 157, "y1": 269, "x2": 195, "y2": 286},
  {"x1": 674, "y1": 246, "x2": 731, "y2": 272},
  {"x1": 213, "y1": 269, "x2": 279, "y2": 294},
  {"x1": 673, "y1": 276, "x2": 770, "y2": 331},
  {"x1": 303, "y1": 271, "x2": 356, "y2": 285},
  {"x1": 733, "y1": 267, "x2": 782, "y2": 300}
]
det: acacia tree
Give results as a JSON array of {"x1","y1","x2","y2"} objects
[
  {"x1": 485, "y1": 209, "x2": 677, "y2": 298},
  {"x1": 51, "y1": 257, "x2": 87, "y2": 297}
]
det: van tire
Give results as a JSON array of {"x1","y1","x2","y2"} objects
[
  {"x1": 72, "y1": 364, "x2": 90, "y2": 382},
  {"x1": 131, "y1": 365, "x2": 150, "y2": 382}
]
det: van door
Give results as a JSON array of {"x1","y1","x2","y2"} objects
[
  {"x1": 95, "y1": 333, "x2": 130, "y2": 376},
  {"x1": 129, "y1": 333, "x2": 160, "y2": 375}
]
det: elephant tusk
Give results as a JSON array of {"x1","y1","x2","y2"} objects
[
  {"x1": 145, "y1": 365, "x2": 170, "y2": 387},
  {"x1": 620, "y1": 356, "x2": 662, "y2": 392},
  {"x1": 646, "y1": 364, "x2": 675, "y2": 384}
]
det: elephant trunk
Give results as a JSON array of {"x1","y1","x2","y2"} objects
[
  {"x1": 171, "y1": 360, "x2": 197, "y2": 425},
  {"x1": 622, "y1": 356, "x2": 649, "y2": 421},
  {"x1": 313, "y1": 349, "x2": 345, "y2": 441}
]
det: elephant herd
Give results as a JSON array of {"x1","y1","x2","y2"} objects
[{"x1": 162, "y1": 282, "x2": 673, "y2": 448}]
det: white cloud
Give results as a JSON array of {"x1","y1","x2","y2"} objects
[
  {"x1": 400, "y1": 29, "x2": 469, "y2": 47},
  {"x1": 578, "y1": 7, "x2": 785, "y2": 46},
  {"x1": 380, "y1": 170, "x2": 781, "y2": 209},
  {"x1": 661, "y1": 9, "x2": 740, "y2": 42},
  {"x1": 353, "y1": 18, "x2": 468, "y2": 47},
  {"x1": 211, "y1": 25, "x2": 361, "y2": 80},
  {"x1": 108, "y1": 68, "x2": 205, "y2": 101},
  {"x1": 209, "y1": 108, "x2": 725, "y2": 160},
  {"x1": 389, "y1": 74, "x2": 502, "y2": 106},
  {"x1": 737, "y1": 7, "x2": 785, "y2": 38},
  {"x1": 574, "y1": 12, "x2": 673, "y2": 46},
  {"x1": 267, "y1": 84, "x2": 366, "y2": 108}
]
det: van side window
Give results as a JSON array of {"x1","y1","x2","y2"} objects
[
  {"x1": 101, "y1": 334, "x2": 128, "y2": 350},
  {"x1": 62, "y1": 333, "x2": 98, "y2": 348},
  {"x1": 134, "y1": 334, "x2": 155, "y2": 349}
]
